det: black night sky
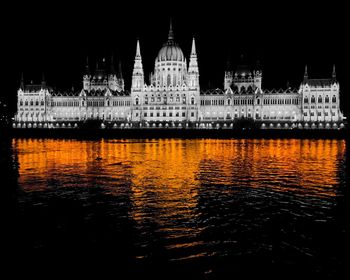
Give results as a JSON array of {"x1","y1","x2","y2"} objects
[{"x1": 2, "y1": 1, "x2": 349, "y2": 116}]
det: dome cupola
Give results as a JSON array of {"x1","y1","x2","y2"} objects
[{"x1": 156, "y1": 20, "x2": 184, "y2": 62}]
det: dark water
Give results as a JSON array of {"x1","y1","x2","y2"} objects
[{"x1": 1, "y1": 138, "x2": 349, "y2": 278}]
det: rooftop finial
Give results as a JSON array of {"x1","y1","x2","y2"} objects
[
  {"x1": 304, "y1": 64, "x2": 308, "y2": 80},
  {"x1": 168, "y1": 18, "x2": 174, "y2": 41},
  {"x1": 41, "y1": 72, "x2": 46, "y2": 88},
  {"x1": 20, "y1": 72, "x2": 24, "y2": 90},
  {"x1": 332, "y1": 64, "x2": 336, "y2": 79}
]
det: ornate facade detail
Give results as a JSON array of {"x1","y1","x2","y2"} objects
[{"x1": 13, "y1": 24, "x2": 345, "y2": 129}]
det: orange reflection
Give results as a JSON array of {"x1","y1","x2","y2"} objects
[{"x1": 12, "y1": 138, "x2": 346, "y2": 244}]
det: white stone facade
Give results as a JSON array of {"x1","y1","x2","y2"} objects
[{"x1": 14, "y1": 24, "x2": 345, "y2": 129}]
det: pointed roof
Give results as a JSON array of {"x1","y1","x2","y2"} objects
[
  {"x1": 136, "y1": 39, "x2": 141, "y2": 58},
  {"x1": 168, "y1": 18, "x2": 174, "y2": 42},
  {"x1": 191, "y1": 37, "x2": 197, "y2": 56}
]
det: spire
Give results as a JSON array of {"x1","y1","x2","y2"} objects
[
  {"x1": 133, "y1": 39, "x2": 143, "y2": 76},
  {"x1": 85, "y1": 56, "x2": 90, "y2": 75},
  {"x1": 136, "y1": 39, "x2": 141, "y2": 58},
  {"x1": 118, "y1": 61, "x2": 123, "y2": 79},
  {"x1": 304, "y1": 64, "x2": 308, "y2": 80},
  {"x1": 332, "y1": 64, "x2": 336, "y2": 79},
  {"x1": 41, "y1": 72, "x2": 46, "y2": 88},
  {"x1": 110, "y1": 54, "x2": 116, "y2": 75},
  {"x1": 20, "y1": 72, "x2": 24, "y2": 90},
  {"x1": 191, "y1": 37, "x2": 197, "y2": 56},
  {"x1": 168, "y1": 18, "x2": 174, "y2": 42}
]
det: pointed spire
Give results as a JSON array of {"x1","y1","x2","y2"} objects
[
  {"x1": 191, "y1": 37, "x2": 197, "y2": 56},
  {"x1": 110, "y1": 54, "x2": 116, "y2": 75},
  {"x1": 85, "y1": 56, "x2": 90, "y2": 75},
  {"x1": 168, "y1": 18, "x2": 174, "y2": 42},
  {"x1": 133, "y1": 39, "x2": 143, "y2": 76},
  {"x1": 136, "y1": 39, "x2": 141, "y2": 58},
  {"x1": 332, "y1": 64, "x2": 336, "y2": 79},
  {"x1": 304, "y1": 64, "x2": 308, "y2": 80},
  {"x1": 20, "y1": 72, "x2": 24, "y2": 90},
  {"x1": 118, "y1": 61, "x2": 123, "y2": 79}
]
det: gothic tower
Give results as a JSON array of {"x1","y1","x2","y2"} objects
[{"x1": 131, "y1": 39, "x2": 144, "y2": 91}]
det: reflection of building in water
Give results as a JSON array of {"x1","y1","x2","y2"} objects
[
  {"x1": 14, "y1": 139, "x2": 345, "y2": 197},
  {"x1": 13, "y1": 21, "x2": 345, "y2": 130}
]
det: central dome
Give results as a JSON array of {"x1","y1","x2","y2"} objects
[
  {"x1": 157, "y1": 42, "x2": 184, "y2": 62},
  {"x1": 156, "y1": 20, "x2": 184, "y2": 62}
]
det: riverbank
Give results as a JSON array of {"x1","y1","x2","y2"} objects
[{"x1": 6, "y1": 128, "x2": 349, "y2": 139}]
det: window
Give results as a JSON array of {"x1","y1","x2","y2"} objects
[
  {"x1": 144, "y1": 112, "x2": 147, "y2": 117},
  {"x1": 135, "y1": 97, "x2": 139, "y2": 105},
  {"x1": 318, "y1": 112, "x2": 321, "y2": 116},
  {"x1": 325, "y1": 96, "x2": 329, "y2": 103},
  {"x1": 318, "y1": 96, "x2": 322, "y2": 103},
  {"x1": 191, "y1": 112, "x2": 194, "y2": 117},
  {"x1": 182, "y1": 112, "x2": 185, "y2": 117},
  {"x1": 20, "y1": 100, "x2": 23, "y2": 106},
  {"x1": 332, "y1": 96, "x2": 336, "y2": 103},
  {"x1": 169, "y1": 112, "x2": 173, "y2": 117},
  {"x1": 311, "y1": 96, "x2": 315, "y2": 103},
  {"x1": 191, "y1": 97, "x2": 195, "y2": 105}
]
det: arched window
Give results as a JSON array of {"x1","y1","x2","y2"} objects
[
  {"x1": 311, "y1": 96, "x2": 315, "y2": 103},
  {"x1": 20, "y1": 100, "x2": 23, "y2": 106},
  {"x1": 41, "y1": 100, "x2": 44, "y2": 106},
  {"x1": 25, "y1": 100, "x2": 28, "y2": 106},
  {"x1": 318, "y1": 96, "x2": 322, "y2": 103},
  {"x1": 191, "y1": 97, "x2": 195, "y2": 105},
  {"x1": 228, "y1": 98, "x2": 231, "y2": 105},
  {"x1": 35, "y1": 100, "x2": 39, "y2": 106},
  {"x1": 325, "y1": 96, "x2": 329, "y2": 103},
  {"x1": 135, "y1": 97, "x2": 139, "y2": 105},
  {"x1": 304, "y1": 97, "x2": 308, "y2": 103},
  {"x1": 332, "y1": 95, "x2": 336, "y2": 103},
  {"x1": 167, "y1": 74, "x2": 171, "y2": 86},
  {"x1": 30, "y1": 100, "x2": 33, "y2": 106}
]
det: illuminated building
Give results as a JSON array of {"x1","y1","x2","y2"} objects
[{"x1": 13, "y1": 22, "x2": 345, "y2": 129}]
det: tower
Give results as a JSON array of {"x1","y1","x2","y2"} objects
[
  {"x1": 108, "y1": 54, "x2": 118, "y2": 91},
  {"x1": 253, "y1": 60, "x2": 262, "y2": 91},
  {"x1": 188, "y1": 37, "x2": 199, "y2": 89},
  {"x1": 131, "y1": 39, "x2": 144, "y2": 91},
  {"x1": 83, "y1": 56, "x2": 91, "y2": 91},
  {"x1": 118, "y1": 61, "x2": 125, "y2": 91},
  {"x1": 224, "y1": 57, "x2": 233, "y2": 90}
]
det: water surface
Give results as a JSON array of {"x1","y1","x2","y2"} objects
[{"x1": 3, "y1": 138, "x2": 349, "y2": 278}]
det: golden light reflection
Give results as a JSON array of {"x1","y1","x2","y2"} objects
[{"x1": 12, "y1": 138, "x2": 346, "y2": 246}]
